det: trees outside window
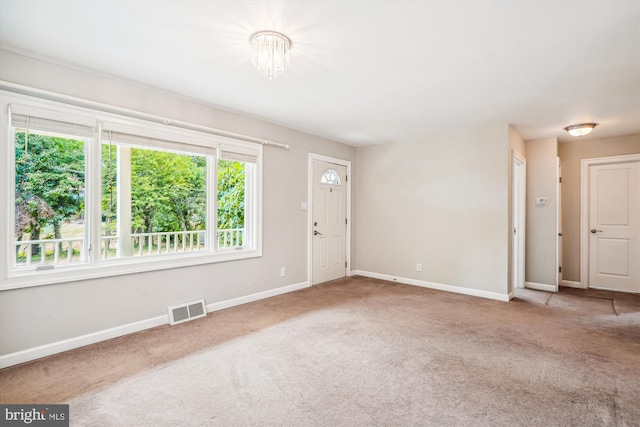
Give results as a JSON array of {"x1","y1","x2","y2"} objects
[
  {"x1": 3, "y1": 93, "x2": 262, "y2": 289},
  {"x1": 14, "y1": 131, "x2": 86, "y2": 264},
  {"x1": 100, "y1": 142, "x2": 209, "y2": 259}
]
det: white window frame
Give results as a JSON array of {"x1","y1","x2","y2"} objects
[{"x1": 0, "y1": 90, "x2": 262, "y2": 290}]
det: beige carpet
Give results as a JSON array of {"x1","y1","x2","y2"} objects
[{"x1": 1, "y1": 276, "x2": 639, "y2": 426}]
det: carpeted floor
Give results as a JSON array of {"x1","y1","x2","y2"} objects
[{"x1": 1, "y1": 276, "x2": 639, "y2": 426}]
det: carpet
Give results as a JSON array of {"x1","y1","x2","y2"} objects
[{"x1": 1, "y1": 276, "x2": 639, "y2": 426}]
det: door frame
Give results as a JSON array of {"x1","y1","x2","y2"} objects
[
  {"x1": 512, "y1": 150, "x2": 526, "y2": 294},
  {"x1": 580, "y1": 153, "x2": 640, "y2": 288},
  {"x1": 308, "y1": 153, "x2": 352, "y2": 286},
  {"x1": 556, "y1": 157, "x2": 562, "y2": 291}
]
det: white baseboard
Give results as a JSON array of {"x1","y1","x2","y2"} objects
[
  {"x1": 525, "y1": 281, "x2": 557, "y2": 292},
  {"x1": 0, "y1": 315, "x2": 167, "y2": 370},
  {"x1": 588, "y1": 285, "x2": 639, "y2": 294},
  {"x1": 561, "y1": 280, "x2": 583, "y2": 289},
  {"x1": 351, "y1": 270, "x2": 510, "y2": 302},
  {"x1": 206, "y1": 281, "x2": 309, "y2": 312},
  {"x1": 0, "y1": 281, "x2": 309, "y2": 369}
]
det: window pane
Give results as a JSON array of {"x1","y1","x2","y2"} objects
[
  {"x1": 14, "y1": 129, "x2": 86, "y2": 268},
  {"x1": 101, "y1": 142, "x2": 208, "y2": 259},
  {"x1": 321, "y1": 168, "x2": 341, "y2": 185},
  {"x1": 217, "y1": 159, "x2": 246, "y2": 248},
  {"x1": 101, "y1": 143, "x2": 118, "y2": 258}
]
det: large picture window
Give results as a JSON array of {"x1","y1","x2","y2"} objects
[{"x1": 1, "y1": 92, "x2": 262, "y2": 289}]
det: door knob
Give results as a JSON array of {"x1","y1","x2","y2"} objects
[
  {"x1": 314, "y1": 230, "x2": 322, "y2": 236},
  {"x1": 590, "y1": 229, "x2": 603, "y2": 233}
]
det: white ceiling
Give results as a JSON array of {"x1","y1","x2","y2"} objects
[{"x1": 0, "y1": 1, "x2": 638, "y2": 146}]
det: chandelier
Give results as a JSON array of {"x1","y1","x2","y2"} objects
[{"x1": 250, "y1": 31, "x2": 292, "y2": 80}]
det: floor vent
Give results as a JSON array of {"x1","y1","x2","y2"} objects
[{"x1": 168, "y1": 299, "x2": 207, "y2": 325}]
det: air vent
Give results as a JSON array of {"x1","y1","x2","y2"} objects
[{"x1": 168, "y1": 299, "x2": 207, "y2": 325}]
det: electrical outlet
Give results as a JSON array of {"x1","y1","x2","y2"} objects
[
  {"x1": 280, "y1": 267, "x2": 286, "y2": 277},
  {"x1": 416, "y1": 263, "x2": 422, "y2": 272}
]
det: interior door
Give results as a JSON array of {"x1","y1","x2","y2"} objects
[
  {"x1": 312, "y1": 160, "x2": 347, "y2": 285},
  {"x1": 557, "y1": 158, "x2": 562, "y2": 290},
  {"x1": 512, "y1": 151, "x2": 526, "y2": 290},
  {"x1": 588, "y1": 160, "x2": 640, "y2": 292}
]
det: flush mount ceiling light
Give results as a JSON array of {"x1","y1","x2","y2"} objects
[
  {"x1": 250, "y1": 31, "x2": 292, "y2": 80},
  {"x1": 564, "y1": 123, "x2": 597, "y2": 137}
]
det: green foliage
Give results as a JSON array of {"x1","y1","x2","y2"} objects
[
  {"x1": 16, "y1": 132, "x2": 247, "y2": 249},
  {"x1": 15, "y1": 132, "x2": 85, "y2": 243},
  {"x1": 102, "y1": 144, "x2": 117, "y2": 236},
  {"x1": 127, "y1": 148, "x2": 207, "y2": 233},
  {"x1": 217, "y1": 160, "x2": 245, "y2": 230}
]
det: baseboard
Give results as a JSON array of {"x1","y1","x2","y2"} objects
[
  {"x1": 525, "y1": 281, "x2": 557, "y2": 292},
  {"x1": 0, "y1": 315, "x2": 167, "y2": 369},
  {"x1": 0, "y1": 281, "x2": 310, "y2": 369},
  {"x1": 351, "y1": 270, "x2": 510, "y2": 302},
  {"x1": 588, "y1": 285, "x2": 639, "y2": 294},
  {"x1": 206, "y1": 281, "x2": 309, "y2": 312},
  {"x1": 561, "y1": 280, "x2": 583, "y2": 289}
]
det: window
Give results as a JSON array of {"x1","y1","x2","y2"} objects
[
  {"x1": 1, "y1": 92, "x2": 262, "y2": 289},
  {"x1": 13, "y1": 116, "x2": 90, "y2": 268},
  {"x1": 320, "y1": 168, "x2": 341, "y2": 185},
  {"x1": 100, "y1": 131, "x2": 210, "y2": 260}
]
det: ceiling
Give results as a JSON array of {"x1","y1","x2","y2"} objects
[{"x1": 0, "y1": 1, "x2": 638, "y2": 146}]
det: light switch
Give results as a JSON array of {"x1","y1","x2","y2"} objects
[{"x1": 535, "y1": 197, "x2": 549, "y2": 206}]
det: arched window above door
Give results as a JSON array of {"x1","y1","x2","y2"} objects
[{"x1": 320, "y1": 169, "x2": 341, "y2": 185}]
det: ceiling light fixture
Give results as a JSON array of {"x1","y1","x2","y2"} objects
[
  {"x1": 250, "y1": 31, "x2": 291, "y2": 80},
  {"x1": 564, "y1": 123, "x2": 597, "y2": 137}
]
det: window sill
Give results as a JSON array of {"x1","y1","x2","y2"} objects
[{"x1": 0, "y1": 248, "x2": 262, "y2": 291}]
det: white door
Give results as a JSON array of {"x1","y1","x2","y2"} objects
[
  {"x1": 312, "y1": 160, "x2": 347, "y2": 285},
  {"x1": 588, "y1": 160, "x2": 640, "y2": 292},
  {"x1": 557, "y1": 158, "x2": 562, "y2": 290},
  {"x1": 512, "y1": 151, "x2": 526, "y2": 290}
]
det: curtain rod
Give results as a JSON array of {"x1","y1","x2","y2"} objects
[{"x1": 0, "y1": 80, "x2": 290, "y2": 150}]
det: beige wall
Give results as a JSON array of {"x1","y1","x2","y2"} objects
[
  {"x1": 525, "y1": 137, "x2": 558, "y2": 287},
  {"x1": 0, "y1": 51, "x2": 356, "y2": 355},
  {"x1": 355, "y1": 125, "x2": 510, "y2": 296},
  {"x1": 558, "y1": 134, "x2": 640, "y2": 282}
]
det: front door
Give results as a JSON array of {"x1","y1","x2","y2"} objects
[
  {"x1": 588, "y1": 159, "x2": 639, "y2": 292},
  {"x1": 312, "y1": 160, "x2": 347, "y2": 285}
]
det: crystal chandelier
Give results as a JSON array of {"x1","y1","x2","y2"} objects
[{"x1": 250, "y1": 31, "x2": 291, "y2": 80}]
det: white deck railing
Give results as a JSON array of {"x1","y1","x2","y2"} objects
[
  {"x1": 14, "y1": 238, "x2": 84, "y2": 266},
  {"x1": 217, "y1": 228, "x2": 244, "y2": 248},
  {"x1": 101, "y1": 230, "x2": 208, "y2": 259},
  {"x1": 15, "y1": 228, "x2": 245, "y2": 266}
]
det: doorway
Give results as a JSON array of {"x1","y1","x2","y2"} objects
[
  {"x1": 308, "y1": 154, "x2": 351, "y2": 285},
  {"x1": 581, "y1": 154, "x2": 640, "y2": 292},
  {"x1": 512, "y1": 150, "x2": 526, "y2": 291},
  {"x1": 557, "y1": 157, "x2": 562, "y2": 290}
]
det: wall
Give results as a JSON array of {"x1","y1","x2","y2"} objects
[
  {"x1": 558, "y1": 134, "x2": 640, "y2": 282},
  {"x1": 525, "y1": 137, "x2": 558, "y2": 288},
  {"x1": 355, "y1": 125, "x2": 510, "y2": 299},
  {"x1": 0, "y1": 51, "x2": 356, "y2": 359}
]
